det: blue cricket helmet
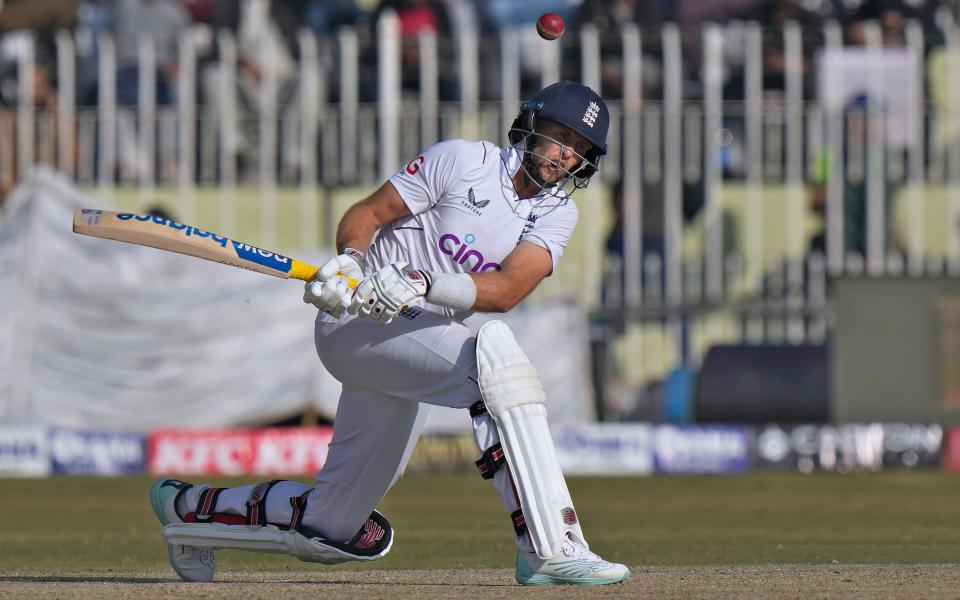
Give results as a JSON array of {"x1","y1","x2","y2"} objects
[{"x1": 508, "y1": 81, "x2": 610, "y2": 185}]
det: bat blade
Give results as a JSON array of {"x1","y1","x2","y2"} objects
[{"x1": 72, "y1": 208, "x2": 322, "y2": 282}]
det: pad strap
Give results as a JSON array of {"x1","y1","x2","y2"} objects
[
  {"x1": 194, "y1": 487, "x2": 226, "y2": 523},
  {"x1": 288, "y1": 491, "x2": 311, "y2": 531},
  {"x1": 246, "y1": 480, "x2": 281, "y2": 526},
  {"x1": 511, "y1": 508, "x2": 528, "y2": 537},
  {"x1": 168, "y1": 481, "x2": 193, "y2": 521},
  {"x1": 469, "y1": 401, "x2": 487, "y2": 418},
  {"x1": 475, "y1": 442, "x2": 506, "y2": 480}
]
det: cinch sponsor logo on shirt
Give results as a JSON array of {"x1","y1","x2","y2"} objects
[{"x1": 438, "y1": 233, "x2": 501, "y2": 272}]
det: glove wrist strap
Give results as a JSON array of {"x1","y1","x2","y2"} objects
[{"x1": 341, "y1": 247, "x2": 366, "y2": 270}]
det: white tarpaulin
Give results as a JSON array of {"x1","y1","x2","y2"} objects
[{"x1": 0, "y1": 168, "x2": 594, "y2": 432}]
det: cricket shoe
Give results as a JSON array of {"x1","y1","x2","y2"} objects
[
  {"x1": 149, "y1": 478, "x2": 216, "y2": 582},
  {"x1": 515, "y1": 534, "x2": 630, "y2": 586}
]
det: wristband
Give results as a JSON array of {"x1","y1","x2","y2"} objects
[
  {"x1": 341, "y1": 247, "x2": 366, "y2": 269},
  {"x1": 424, "y1": 272, "x2": 477, "y2": 312}
]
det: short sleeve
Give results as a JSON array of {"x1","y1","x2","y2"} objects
[
  {"x1": 388, "y1": 140, "x2": 477, "y2": 215},
  {"x1": 520, "y1": 202, "x2": 579, "y2": 275}
]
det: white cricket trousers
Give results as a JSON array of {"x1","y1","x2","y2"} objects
[{"x1": 307, "y1": 309, "x2": 530, "y2": 550}]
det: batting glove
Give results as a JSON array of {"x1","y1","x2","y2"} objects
[
  {"x1": 303, "y1": 248, "x2": 365, "y2": 318},
  {"x1": 349, "y1": 262, "x2": 431, "y2": 325}
]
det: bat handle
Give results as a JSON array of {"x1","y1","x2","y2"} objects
[{"x1": 290, "y1": 260, "x2": 358, "y2": 289}]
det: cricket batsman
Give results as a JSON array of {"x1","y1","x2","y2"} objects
[{"x1": 150, "y1": 81, "x2": 630, "y2": 586}]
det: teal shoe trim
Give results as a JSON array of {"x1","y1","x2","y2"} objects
[
  {"x1": 514, "y1": 551, "x2": 630, "y2": 586},
  {"x1": 149, "y1": 478, "x2": 174, "y2": 525}
]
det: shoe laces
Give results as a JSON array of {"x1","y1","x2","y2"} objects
[{"x1": 560, "y1": 537, "x2": 604, "y2": 563}]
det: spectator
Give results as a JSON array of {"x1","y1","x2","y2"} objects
[
  {"x1": 205, "y1": 0, "x2": 305, "y2": 106},
  {"x1": 305, "y1": 0, "x2": 369, "y2": 36},
  {"x1": 181, "y1": 0, "x2": 218, "y2": 23},
  {"x1": 576, "y1": 0, "x2": 664, "y2": 99},
  {"x1": 0, "y1": 35, "x2": 64, "y2": 204},
  {"x1": 675, "y1": 0, "x2": 766, "y2": 69},
  {"x1": 113, "y1": 0, "x2": 191, "y2": 106},
  {"x1": 808, "y1": 96, "x2": 902, "y2": 259},
  {"x1": 750, "y1": 0, "x2": 822, "y2": 97},
  {"x1": 0, "y1": 0, "x2": 76, "y2": 34},
  {"x1": 845, "y1": 0, "x2": 943, "y2": 48},
  {"x1": 376, "y1": 0, "x2": 456, "y2": 100}
]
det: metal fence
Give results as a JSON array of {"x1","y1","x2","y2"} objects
[{"x1": 3, "y1": 12, "x2": 960, "y2": 408}]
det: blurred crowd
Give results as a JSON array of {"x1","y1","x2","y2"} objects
[
  {"x1": 0, "y1": 0, "x2": 957, "y2": 111},
  {"x1": 1, "y1": 0, "x2": 959, "y2": 256}
]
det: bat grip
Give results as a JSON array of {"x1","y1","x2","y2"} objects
[
  {"x1": 289, "y1": 259, "x2": 358, "y2": 289},
  {"x1": 289, "y1": 260, "x2": 319, "y2": 282}
]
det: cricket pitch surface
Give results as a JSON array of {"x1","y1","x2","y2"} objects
[
  {"x1": 3, "y1": 565, "x2": 960, "y2": 599},
  {"x1": 3, "y1": 472, "x2": 959, "y2": 598}
]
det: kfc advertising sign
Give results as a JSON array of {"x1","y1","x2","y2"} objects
[{"x1": 148, "y1": 428, "x2": 334, "y2": 476}]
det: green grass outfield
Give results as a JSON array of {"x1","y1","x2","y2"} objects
[{"x1": 2, "y1": 471, "x2": 959, "y2": 575}]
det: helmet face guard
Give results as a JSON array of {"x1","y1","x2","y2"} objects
[
  {"x1": 507, "y1": 82, "x2": 609, "y2": 196},
  {"x1": 508, "y1": 122, "x2": 601, "y2": 196}
]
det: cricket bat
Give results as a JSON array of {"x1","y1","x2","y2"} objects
[{"x1": 72, "y1": 208, "x2": 356, "y2": 287}]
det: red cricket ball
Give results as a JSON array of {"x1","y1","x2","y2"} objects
[{"x1": 536, "y1": 13, "x2": 565, "y2": 41}]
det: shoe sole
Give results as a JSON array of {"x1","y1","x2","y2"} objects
[
  {"x1": 517, "y1": 572, "x2": 630, "y2": 586},
  {"x1": 149, "y1": 478, "x2": 215, "y2": 583}
]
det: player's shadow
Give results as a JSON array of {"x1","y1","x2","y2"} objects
[{"x1": 233, "y1": 578, "x2": 515, "y2": 587}]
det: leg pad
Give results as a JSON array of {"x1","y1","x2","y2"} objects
[
  {"x1": 162, "y1": 510, "x2": 393, "y2": 564},
  {"x1": 476, "y1": 320, "x2": 585, "y2": 559}
]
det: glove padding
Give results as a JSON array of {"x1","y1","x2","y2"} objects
[
  {"x1": 349, "y1": 262, "x2": 431, "y2": 324},
  {"x1": 303, "y1": 250, "x2": 365, "y2": 318}
]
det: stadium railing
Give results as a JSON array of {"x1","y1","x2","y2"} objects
[{"x1": 3, "y1": 12, "x2": 960, "y2": 410}]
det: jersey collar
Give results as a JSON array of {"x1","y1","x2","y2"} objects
[{"x1": 500, "y1": 143, "x2": 524, "y2": 181}]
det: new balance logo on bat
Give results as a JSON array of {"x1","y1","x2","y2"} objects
[
  {"x1": 116, "y1": 213, "x2": 231, "y2": 248},
  {"x1": 115, "y1": 213, "x2": 293, "y2": 273},
  {"x1": 231, "y1": 242, "x2": 293, "y2": 272}
]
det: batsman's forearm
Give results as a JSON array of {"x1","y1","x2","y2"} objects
[
  {"x1": 469, "y1": 271, "x2": 532, "y2": 313},
  {"x1": 335, "y1": 203, "x2": 381, "y2": 254}
]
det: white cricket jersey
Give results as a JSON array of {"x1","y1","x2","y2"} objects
[{"x1": 367, "y1": 139, "x2": 579, "y2": 320}]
